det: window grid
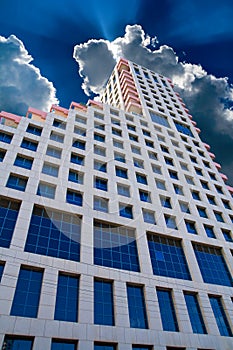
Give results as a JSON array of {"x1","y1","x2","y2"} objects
[
  {"x1": 147, "y1": 233, "x2": 191, "y2": 280},
  {"x1": 127, "y1": 285, "x2": 148, "y2": 329},
  {"x1": 11, "y1": 267, "x2": 43, "y2": 318},
  {"x1": 94, "y1": 279, "x2": 114, "y2": 326},
  {"x1": 209, "y1": 296, "x2": 232, "y2": 336},
  {"x1": 0, "y1": 197, "x2": 20, "y2": 248},
  {"x1": 193, "y1": 244, "x2": 232, "y2": 286},
  {"x1": 54, "y1": 273, "x2": 79, "y2": 322},
  {"x1": 94, "y1": 221, "x2": 140, "y2": 272},
  {"x1": 25, "y1": 206, "x2": 81, "y2": 262},
  {"x1": 157, "y1": 289, "x2": 179, "y2": 332},
  {"x1": 184, "y1": 293, "x2": 207, "y2": 334}
]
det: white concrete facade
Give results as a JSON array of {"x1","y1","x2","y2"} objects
[{"x1": 0, "y1": 59, "x2": 232, "y2": 349}]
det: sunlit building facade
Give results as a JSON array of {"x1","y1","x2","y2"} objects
[{"x1": 0, "y1": 58, "x2": 232, "y2": 350}]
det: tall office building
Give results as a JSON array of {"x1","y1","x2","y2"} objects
[{"x1": 0, "y1": 58, "x2": 232, "y2": 350}]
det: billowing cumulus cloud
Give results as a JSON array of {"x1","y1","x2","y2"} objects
[
  {"x1": 73, "y1": 24, "x2": 233, "y2": 184},
  {"x1": 0, "y1": 35, "x2": 58, "y2": 116}
]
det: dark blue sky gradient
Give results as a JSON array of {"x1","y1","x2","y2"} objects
[{"x1": 1, "y1": 0, "x2": 233, "y2": 108}]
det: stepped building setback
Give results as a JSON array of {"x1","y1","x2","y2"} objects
[{"x1": 0, "y1": 58, "x2": 232, "y2": 350}]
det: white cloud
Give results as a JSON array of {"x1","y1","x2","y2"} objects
[
  {"x1": 73, "y1": 24, "x2": 233, "y2": 182},
  {"x1": 0, "y1": 35, "x2": 58, "y2": 115}
]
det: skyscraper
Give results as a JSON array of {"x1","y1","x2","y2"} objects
[{"x1": 0, "y1": 58, "x2": 232, "y2": 350}]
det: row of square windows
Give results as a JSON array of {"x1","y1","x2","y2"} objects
[
  {"x1": 3, "y1": 169, "x2": 233, "y2": 232},
  {"x1": 0, "y1": 337, "x2": 220, "y2": 350},
  {"x1": 0, "y1": 264, "x2": 232, "y2": 337},
  {"x1": 1, "y1": 200, "x2": 232, "y2": 286},
  {"x1": 0, "y1": 130, "x2": 227, "y2": 200},
  {"x1": 0, "y1": 105, "x2": 210, "y2": 166}
]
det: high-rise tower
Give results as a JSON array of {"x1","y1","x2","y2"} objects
[{"x1": 0, "y1": 58, "x2": 232, "y2": 350}]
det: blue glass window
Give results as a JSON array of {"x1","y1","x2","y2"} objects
[
  {"x1": 142, "y1": 129, "x2": 150, "y2": 136},
  {"x1": 179, "y1": 201, "x2": 190, "y2": 213},
  {"x1": 207, "y1": 195, "x2": 216, "y2": 205},
  {"x1": 127, "y1": 285, "x2": 148, "y2": 329},
  {"x1": 214, "y1": 211, "x2": 224, "y2": 222},
  {"x1": 156, "y1": 180, "x2": 166, "y2": 190},
  {"x1": 117, "y1": 184, "x2": 130, "y2": 197},
  {"x1": 165, "y1": 157, "x2": 173, "y2": 165},
  {"x1": 42, "y1": 163, "x2": 59, "y2": 177},
  {"x1": 24, "y1": 205, "x2": 81, "y2": 262},
  {"x1": 94, "y1": 279, "x2": 114, "y2": 326},
  {"x1": 0, "y1": 149, "x2": 6, "y2": 162},
  {"x1": 168, "y1": 170, "x2": 178, "y2": 180},
  {"x1": 185, "y1": 220, "x2": 197, "y2": 234},
  {"x1": 193, "y1": 244, "x2": 232, "y2": 286},
  {"x1": 222, "y1": 229, "x2": 233, "y2": 242},
  {"x1": 174, "y1": 122, "x2": 193, "y2": 137},
  {"x1": 21, "y1": 138, "x2": 38, "y2": 151},
  {"x1": 94, "y1": 122, "x2": 105, "y2": 131},
  {"x1": 6, "y1": 174, "x2": 28, "y2": 191},
  {"x1": 37, "y1": 182, "x2": 56, "y2": 199},
  {"x1": 150, "y1": 113, "x2": 170, "y2": 128},
  {"x1": 160, "y1": 145, "x2": 169, "y2": 153},
  {"x1": 222, "y1": 199, "x2": 231, "y2": 209},
  {"x1": 128, "y1": 124, "x2": 136, "y2": 131},
  {"x1": 160, "y1": 197, "x2": 172, "y2": 208},
  {"x1": 0, "y1": 263, "x2": 4, "y2": 281},
  {"x1": 94, "y1": 221, "x2": 140, "y2": 272},
  {"x1": 134, "y1": 158, "x2": 144, "y2": 168},
  {"x1": 94, "y1": 160, "x2": 107, "y2": 172},
  {"x1": 14, "y1": 155, "x2": 33, "y2": 169},
  {"x1": 50, "y1": 131, "x2": 64, "y2": 143},
  {"x1": 142, "y1": 210, "x2": 156, "y2": 224},
  {"x1": 132, "y1": 346, "x2": 152, "y2": 350},
  {"x1": 95, "y1": 177, "x2": 108, "y2": 191},
  {"x1": 139, "y1": 190, "x2": 151, "y2": 202},
  {"x1": 68, "y1": 170, "x2": 83, "y2": 184},
  {"x1": 46, "y1": 146, "x2": 62, "y2": 159},
  {"x1": 157, "y1": 289, "x2": 179, "y2": 331},
  {"x1": 192, "y1": 191, "x2": 200, "y2": 200},
  {"x1": 51, "y1": 340, "x2": 76, "y2": 350},
  {"x1": 66, "y1": 190, "x2": 83, "y2": 206},
  {"x1": 94, "y1": 343, "x2": 116, "y2": 350},
  {"x1": 112, "y1": 128, "x2": 122, "y2": 137},
  {"x1": 74, "y1": 126, "x2": 86, "y2": 135},
  {"x1": 11, "y1": 267, "x2": 43, "y2": 318},
  {"x1": 195, "y1": 168, "x2": 203, "y2": 176},
  {"x1": 164, "y1": 215, "x2": 177, "y2": 229},
  {"x1": 209, "y1": 296, "x2": 232, "y2": 336},
  {"x1": 53, "y1": 119, "x2": 66, "y2": 129},
  {"x1": 0, "y1": 131, "x2": 13, "y2": 143},
  {"x1": 94, "y1": 133, "x2": 105, "y2": 142},
  {"x1": 2, "y1": 336, "x2": 33, "y2": 350},
  {"x1": 54, "y1": 273, "x2": 79, "y2": 322},
  {"x1": 113, "y1": 140, "x2": 123, "y2": 149},
  {"x1": 136, "y1": 173, "x2": 147, "y2": 185},
  {"x1": 147, "y1": 233, "x2": 191, "y2": 280},
  {"x1": 94, "y1": 145, "x2": 106, "y2": 156},
  {"x1": 184, "y1": 293, "x2": 207, "y2": 334},
  {"x1": 94, "y1": 197, "x2": 108, "y2": 213},
  {"x1": 72, "y1": 139, "x2": 85, "y2": 150},
  {"x1": 114, "y1": 152, "x2": 125, "y2": 163},
  {"x1": 71, "y1": 153, "x2": 84, "y2": 165},
  {"x1": 116, "y1": 167, "x2": 127, "y2": 178},
  {"x1": 0, "y1": 197, "x2": 20, "y2": 248},
  {"x1": 197, "y1": 207, "x2": 208, "y2": 218},
  {"x1": 26, "y1": 124, "x2": 42, "y2": 136},
  {"x1": 173, "y1": 185, "x2": 183, "y2": 195},
  {"x1": 209, "y1": 172, "x2": 216, "y2": 180},
  {"x1": 145, "y1": 140, "x2": 153, "y2": 148},
  {"x1": 119, "y1": 204, "x2": 133, "y2": 219},
  {"x1": 204, "y1": 225, "x2": 216, "y2": 239}
]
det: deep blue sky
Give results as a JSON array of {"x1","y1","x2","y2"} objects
[
  {"x1": 1, "y1": 0, "x2": 233, "y2": 184},
  {"x1": 1, "y1": 0, "x2": 233, "y2": 108}
]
